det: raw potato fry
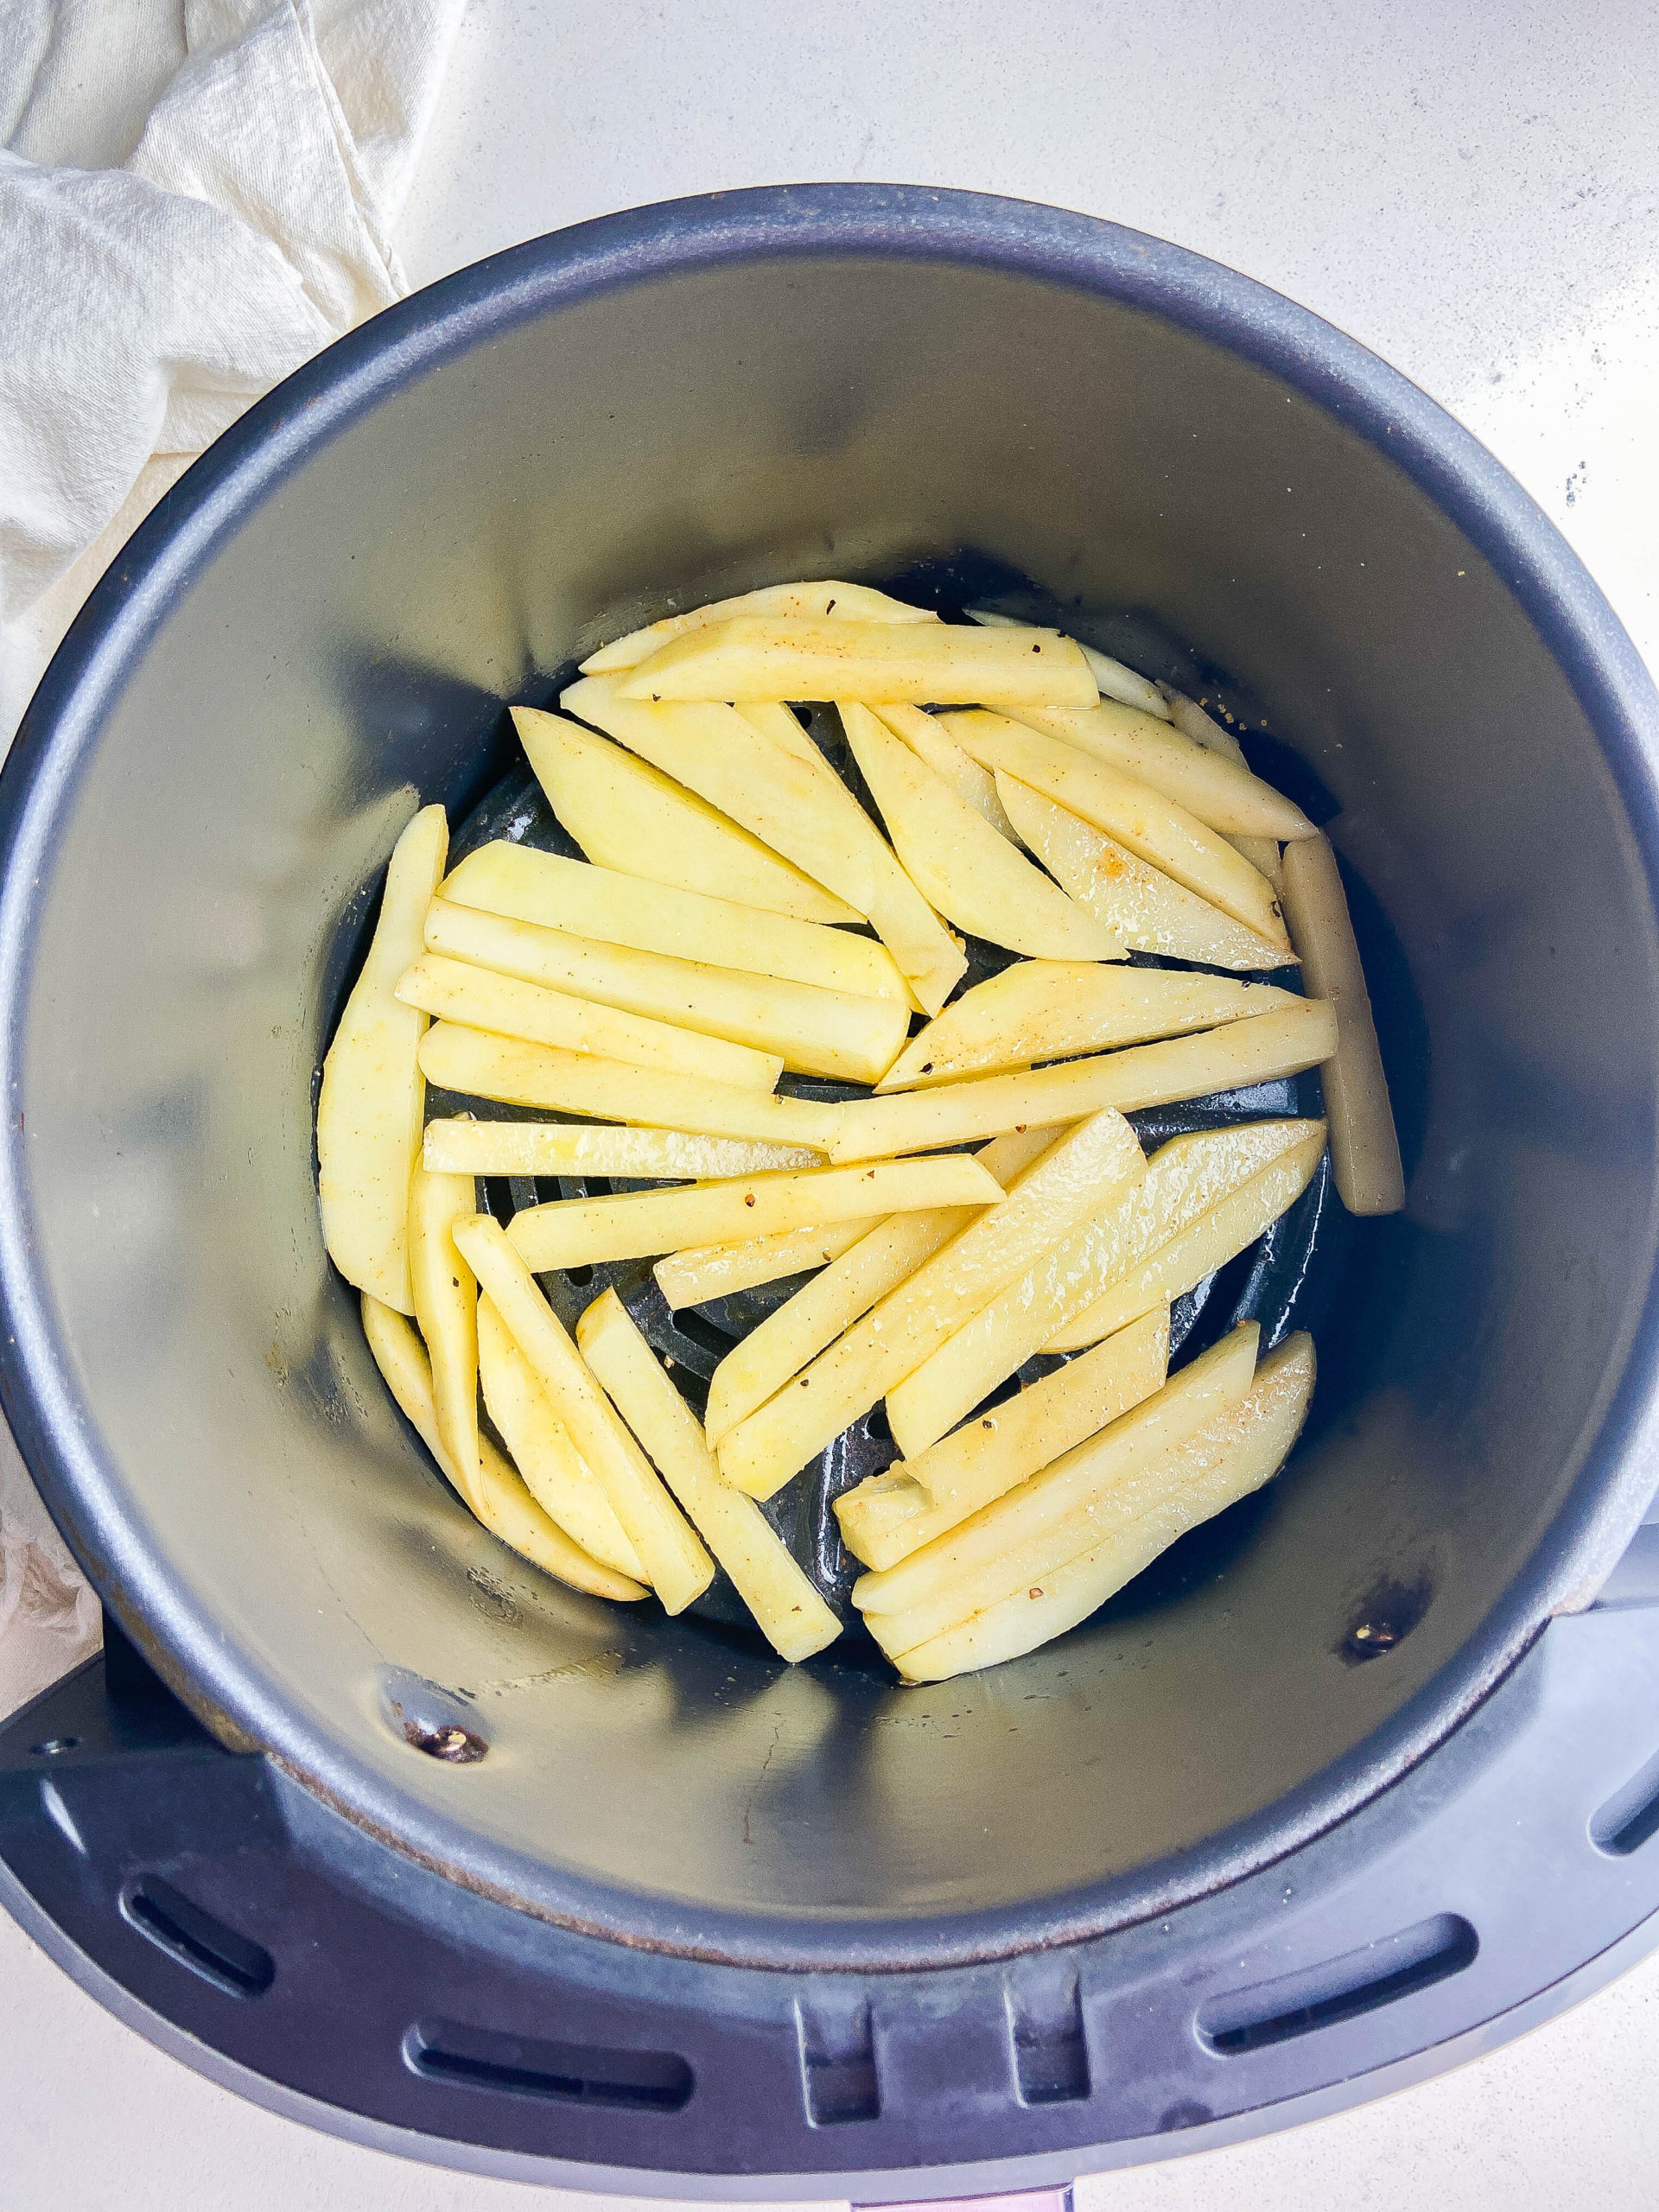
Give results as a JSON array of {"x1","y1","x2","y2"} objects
[
  {"x1": 513, "y1": 708, "x2": 861, "y2": 925},
  {"x1": 737, "y1": 699, "x2": 834, "y2": 771},
  {"x1": 562, "y1": 677, "x2": 966, "y2": 1014},
  {"x1": 508, "y1": 1154, "x2": 1006, "y2": 1274},
  {"x1": 878, "y1": 962, "x2": 1302, "y2": 1091},
  {"x1": 1229, "y1": 835, "x2": 1283, "y2": 886},
  {"x1": 1161, "y1": 687, "x2": 1248, "y2": 763},
  {"x1": 452, "y1": 1214, "x2": 714, "y2": 1612},
  {"x1": 859, "y1": 1324, "x2": 1262, "y2": 1649},
  {"x1": 577, "y1": 1291, "x2": 842, "y2": 1662},
  {"x1": 360, "y1": 1295, "x2": 646, "y2": 1602},
  {"x1": 581, "y1": 580, "x2": 937, "y2": 671},
  {"x1": 1045, "y1": 1128, "x2": 1328, "y2": 1351},
  {"x1": 317, "y1": 803, "x2": 448, "y2": 1312},
  {"x1": 1007, "y1": 700, "x2": 1315, "y2": 841},
  {"x1": 655, "y1": 1218, "x2": 880, "y2": 1308},
  {"x1": 968, "y1": 608, "x2": 1171, "y2": 721},
  {"x1": 942, "y1": 711, "x2": 1287, "y2": 947},
  {"x1": 1000, "y1": 776, "x2": 1293, "y2": 971},
  {"x1": 443, "y1": 842, "x2": 911, "y2": 1003},
  {"x1": 406, "y1": 1167, "x2": 481, "y2": 1504},
  {"x1": 1279, "y1": 833, "x2": 1405, "y2": 1216},
  {"x1": 397, "y1": 952, "x2": 783, "y2": 1090},
  {"x1": 893, "y1": 1333, "x2": 1313, "y2": 1681},
  {"x1": 476, "y1": 1297, "x2": 646, "y2": 1580},
  {"x1": 841, "y1": 702, "x2": 1122, "y2": 960},
  {"x1": 835, "y1": 1306, "x2": 1171, "y2": 1571},
  {"x1": 703, "y1": 1126, "x2": 1058, "y2": 1444},
  {"x1": 716, "y1": 1113, "x2": 1146, "y2": 1500},
  {"x1": 874, "y1": 702, "x2": 1021, "y2": 842},
  {"x1": 423, "y1": 1121, "x2": 817, "y2": 1179},
  {"x1": 418, "y1": 1023, "x2": 838, "y2": 1153},
  {"x1": 617, "y1": 614, "x2": 1099, "y2": 712},
  {"x1": 423, "y1": 896, "x2": 906, "y2": 1085},
  {"x1": 824, "y1": 1003, "x2": 1338, "y2": 1163}
]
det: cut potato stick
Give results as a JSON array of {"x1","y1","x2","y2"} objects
[
  {"x1": 508, "y1": 1154, "x2": 1005, "y2": 1274},
  {"x1": 406, "y1": 1167, "x2": 481, "y2": 1505},
  {"x1": 1007, "y1": 700, "x2": 1314, "y2": 842},
  {"x1": 835, "y1": 1306, "x2": 1171, "y2": 1571},
  {"x1": 1279, "y1": 833, "x2": 1404, "y2": 1216},
  {"x1": 397, "y1": 952, "x2": 783, "y2": 1091},
  {"x1": 1161, "y1": 687, "x2": 1248, "y2": 764},
  {"x1": 360, "y1": 1294, "x2": 646, "y2": 1602},
  {"x1": 562, "y1": 677, "x2": 966, "y2": 1014},
  {"x1": 859, "y1": 1324, "x2": 1262, "y2": 1648},
  {"x1": 423, "y1": 896, "x2": 906, "y2": 1085},
  {"x1": 512, "y1": 709, "x2": 860, "y2": 925},
  {"x1": 874, "y1": 702, "x2": 1020, "y2": 842},
  {"x1": 968, "y1": 608, "x2": 1171, "y2": 721},
  {"x1": 617, "y1": 615, "x2": 1098, "y2": 711},
  {"x1": 1045, "y1": 1128, "x2": 1328, "y2": 1352},
  {"x1": 878, "y1": 962, "x2": 1302, "y2": 1092},
  {"x1": 577, "y1": 1291, "x2": 842, "y2": 1662},
  {"x1": 418, "y1": 1024, "x2": 838, "y2": 1153},
  {"x1": 703, "y1": 1125, "x2": 1058, "y2": 1445},
  {"x1": 452, "y1": 1214, "x2": 714, "y2": 1612},
  {"x1": 476, "y1": 1297, "x2": 646, "y2": 1580},
  {"x1": 736, "y1": 698, "x2": 833, "y2": 771},
  {"x1": 423, "y1": 1120, "x2": 817, "y2": 1179},
  {"x1": 318, "y1": 803, "x2": 448, "y2": 1313},
  {"x1": 1000, "y1": 777, "x2": 1292, "y2": 971},
  {"x1": 942, "y1": 711, "x2": 1287, "y2": 946},
  {"x1": 893, "y1": 1333, "x2": 1313, "y2": 1681},
  {"x1": 841, "y1": 702, "x2": 1122, "y2": 960},
  {"x1": 581, "y1": 580, "x2": 936, "y2": 672},
  {"x1": 824, "y1": 1003, "x2": 1338, "y2": 1163},
  {"x1": 1230, "y1": 835, "x2": 1283, "y2": 885},
  {"x1": 716, "y1": 1113, "x2": 1145, "y2": 1500},
  {"x1": 443, "y1": 842, "x2": 910, "y2": 1003},
  {"x1": 655, "y1": 1218, "x2": 880, "y2": 1307}
]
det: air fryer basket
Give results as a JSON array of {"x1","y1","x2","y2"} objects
[{"x1": 3, "y1": 185, "x2": 1659, "y2": 1999}]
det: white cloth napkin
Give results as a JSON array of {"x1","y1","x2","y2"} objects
[{"x1": 0, "y1": 0, "x2": 462, "y2": 1719}]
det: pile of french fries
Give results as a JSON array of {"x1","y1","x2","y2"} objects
[{"x1": 316, "y1": 581, "x2": 1403, "y2": 1682}]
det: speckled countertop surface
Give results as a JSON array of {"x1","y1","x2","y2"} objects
[{"x1": 10, "y1": 3, "x2": 1659, "y2": 2203}]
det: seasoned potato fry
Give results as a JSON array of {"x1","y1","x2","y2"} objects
[
  {"x1": 453, "y1": 1214, "x2": 714, "y2": 1612},
  {"x1": 616, "y1": 615, "x2": 1098, "y2": 711},
  {"x1": 423, "y1": 1121, "x2": 817, "y2": 1179},
  {"x1": 443, "y1": 842, "x2": 911, "y2": 1002},
  {"x1": 418, "y1": 1023, "x2": 838, "y2": 1153},
  {"x1": 942, "y1": 711, "x2": 1287, "y2": 945},
  {"x1": 859, "y1": 1325, "x2": 1260, "y2": 1649},
  {"x1": 317, "y1": 803, "x2": 448, "y2": 1313},
  {"x1": 562, "y1": 677, "x2": 966, "y2": 1013},
  {"x1": 577, "y1": 1291, "x2": 842, "y2": 1662},
  {"x1": 361, "y1": 1294, "x2": 646, "y2": 1601},
  {"x1": 476, "y1": 1297, "x2": 646, "y2": 1580},
  {"x1": 968, "y1": 608, "x2": 1171, "y2": 720},
  {"x1": 1000, "y1": 777, "x2": 1293, "y2": 971},
  {"x1": 423, "y1": 896, "x2": 906, "y2": 1085},
  {"x1": 1161, "y1": 687, "x2": 1248, "y2": 763},
  {"x1": 893, "y1": 1333, "x2": 1314, "y2": 1681},
  {"x1": 580, "y1": 580, "x2": 936, "y2": 671},
  {"x1": 1230, "y1": 835, "x2": 1284, "y2": 886},
  {"x1": 1007, "y1": 700, "x2": 1314, "y2": 841},
  {"x1": 835, "y1": 1307, "x2": 1171, "y2": 1571},
  {"x1": 716, "y1": 1113, "x2": 1145, "y2": 1500},
  {"x1": 841, "y1": 703, "x2": 1122, "y2": 960},
  {"x1": 509, "y1": 1154, "x2": 1005, "y2": 1274},
  {"x1": 406, "y1": 1167, "x2": 480, "y2": 1505},
  {"x1": 1279, "y1": 833, "x2": 1405, "y2": 1216},
  {"x1": 1045, "y1": 1127, "x2": 1328, "y2": 1351},
  {"x1": 874, "y1": 702, "x2": 1020, "y2": 841},
  {"x1": 878, "y1": 961, "x2": 1302, "y2": 1091},
  {"x1": 513, "y1": 709, "x2": 861, "y2": 925},
  {"x1": 824, "y1": 1003, "x2": 1338, "y2": 1163},
  {"x1": 702, "y1": 1126, "x2": 1058, "y2": 1444},
  {"x1": 655, "y1": 1218, "x2": 880, "y2": 1307},
  {"x1": 397, "y1": 952, "x2": 782, "y2": 1090}
]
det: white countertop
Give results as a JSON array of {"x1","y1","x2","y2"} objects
[{"x1": 11, "y1": 1, "x2": 1659, "y2": 2202}]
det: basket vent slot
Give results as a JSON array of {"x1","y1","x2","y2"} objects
[
  {"x1": 120, "y1": 1877, "x2": 275, "y2": 1999},
  {"x1": 1007, "y1": 1967, "x2": 1090, "y2": 2104},
  {"x1": 1592, "y1": 1747, "x2": 1659, "y2": 1856},
  {"x1": 797, "y1": 1993, "x2": 880, "y2": 2125},
  {"x1": 405, "y1": 2018, "x2": 692, "y2": 2110},
  {"x1": 1197, "y1": 1912, "x2": 1477, "y2": 2055}
]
